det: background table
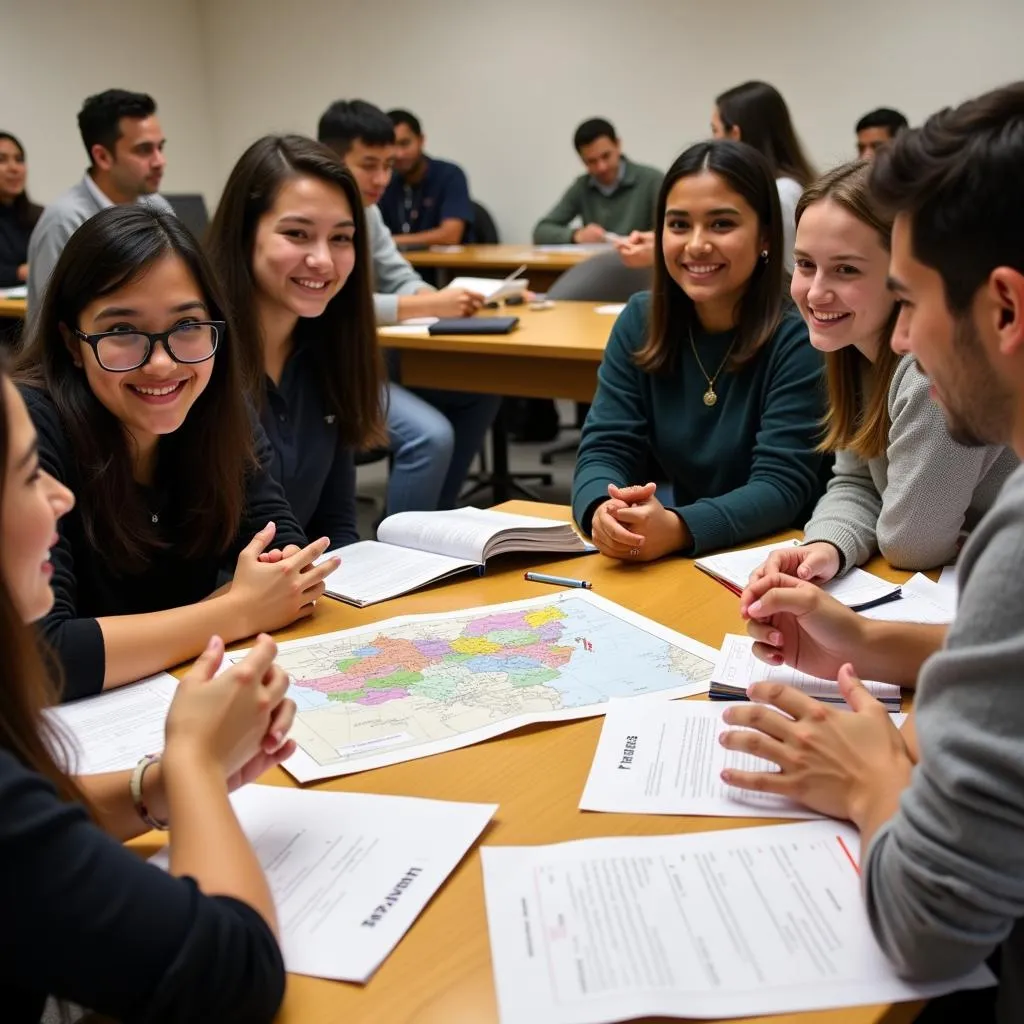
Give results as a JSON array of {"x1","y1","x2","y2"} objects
[
  {"x1": 137, "y1": 501, "x2": 923, "y2": 1024},
  {"x1": 0, "y1": 296, "x2": 27, "y2": 319}
]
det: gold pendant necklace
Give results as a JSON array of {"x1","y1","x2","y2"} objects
[{"x1": 689, "y1": 325, "x2": 737, "y2": 408}]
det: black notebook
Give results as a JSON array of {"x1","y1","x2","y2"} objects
[{"x1": 428, "y1": 316, "x2": 520, "y2": 335}]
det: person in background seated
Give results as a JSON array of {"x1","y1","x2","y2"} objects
[
  {"x1": 856, "y1": 107, "x2": 909, "y2": 160},
  {"x1": 751, "y1": 161, "x2": 1016, "y2": 586},
  {"x1": 207, "y1": 134, "x2": 386, "y2": 550},
  {"x1": 16, "y1": 205, "x2": 337, "y2": 702},
  {"x1": 617, "y1": 83, "x2": 814, "y2": 272},
  {"x1": 27, "y1": 90, "x2": 174, "y2": 313},
  {"x1": 724, "y1": 82, "x2": 1024, "y2": 1023},
  {"x1": 0, "y1": 359, "x2": 289, "y2": 1023},
  {"x1": 379, "y1": 109, "x2": 474, "y2": 249},
  {"x1": 318, "y1": 100, "x2": 500, "y2": 513},
  {"x1": 573, "y1": 140, "x2": 826, "y2": 562},
  {"x1": 533, "y1": 118, "x2": 662, "y2": 245},
  {"x1": 0, "y1": 132, "x2": 42, "y2": 287}
]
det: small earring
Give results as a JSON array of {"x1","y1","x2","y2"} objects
[{"x1": 760, "y1": 249, "x2": 769, "y2": 261}]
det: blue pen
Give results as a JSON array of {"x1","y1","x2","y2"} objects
[{"x1": 524, "y1": 572, "x2": 592, "y2": 589}]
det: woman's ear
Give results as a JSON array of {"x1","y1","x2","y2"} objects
[{"x1": 58, "y1": 323, "x2": 83, "y2": 368}]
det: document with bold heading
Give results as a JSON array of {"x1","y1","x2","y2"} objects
[
  {"x1": 45, "y1": 672, "x2": 178, "y2": 773},
  {"x1": 482, "y1": 821, "x2": 995, "y2": 1023},
  {"x1": 153, "y1": 785, "x2": 496, "y2": 982},
  {"x1": 580, "y1": 698, "x2": 905, "y2": 819},
  {"x1": 710, "y1": 634, "x2": 903, "y2": 707},
  {"x1": 695, "y1": 539, "x2": 901, "y2": 611}
]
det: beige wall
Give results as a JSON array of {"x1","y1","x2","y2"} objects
[
  {"x1": 0, "y1": 0, "x2": 218, "y2": 204},
  {"x1": 4, "y1": 0, "x2": 1024, "y2": 242},
  {"x1": 199, "y1": 0, "x2": 1024, "y2": 242}
]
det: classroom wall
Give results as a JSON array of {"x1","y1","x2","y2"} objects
[
  {"x1": 199, "y1": 0, "x2": 1024, "y2": 243},
  {"x1": 0, "y1": 0, "x2": 219, "y2": 204}
]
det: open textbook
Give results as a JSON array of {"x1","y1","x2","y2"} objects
[
  {"x1": 321, "y1": 507, "x2": 596, "y2": 607},
  {"x1": 580, "y1": 698, "x2": 906, "y2": 819},
  {"x1": 482, "y1": 821, "x2": 994, "y2": 1023},
  {"x1": 709, "y1": 634, "x2": 903, "y2": 708},
  {"x1": 224, "y1": 590, "x2": 717, "y2": 783},
  {"x1": 695, "y1": 539, "x2": 901, "y2": 611},
  {"x1": 153, "y1": 785, "x2": 495, "y2": 982}
]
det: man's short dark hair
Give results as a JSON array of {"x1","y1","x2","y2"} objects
[
  {"x1": 856, "y1": 107, "x2": 909, "y2": 136},
  {"x1": 77, "y1": 89, "x2": 157, "y2": 162},
  {"x1": 387, "y1": 109, "x2": 422, "y2": 137},
  {"x1": 573, "y1": 118, "x2": 617, "y2": 152},
  {"x1": 870, "y1": 82, "x2": 1024, "y2": 314},
  {"x1": 317, "y1": 100, "x2": 395, "y2": 157}
]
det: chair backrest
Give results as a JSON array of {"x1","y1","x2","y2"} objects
[
  {"x1": 471, "y1": 200, "x2": 500, "y2": 244},
  {"x1": 164, "y1": 193, "x2": 210, "y2": 240},
  {"x1": 546, "y1": 251, "x2": 651, "y2": 302}
]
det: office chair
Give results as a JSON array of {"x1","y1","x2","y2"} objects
[
  {"x1": 164, "y1": 194, "x2": 210, "y2": 239},
  {"x1": 470, "y1": 200, "x2": 499, "y2": 244}
]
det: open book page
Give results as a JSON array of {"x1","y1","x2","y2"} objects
[
  {"x1": 377, "y1": 506, "x2": 588, "y2": 562},
  {"x1": 580, "y1": 697, "x2": 906, "y2": 819},
  {"x1": 320, "y1": 540, "x2": 476, "y2": 607},
  {"x1": 45, "y1": 672, "x2": 178, "y2": 773},
  {"x1": 482, "y1": 821, "x2": 995, "y2": 1024},
  {"x1": 711, "y1": 634, "x2": 902, "y2": 706},
  {"x1": 153, "y1": 786, "x2": 496, "y2": 983}
]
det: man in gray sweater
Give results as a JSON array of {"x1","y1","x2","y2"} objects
[{"x1": 719, "y1": 82, "x2": 1024, "y2": 1023}]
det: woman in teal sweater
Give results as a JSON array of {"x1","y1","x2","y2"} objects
[{"x1": 572, "y1": 139, "x2": 826, "y2": 560}]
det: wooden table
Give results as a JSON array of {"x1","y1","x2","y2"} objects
[
  {"x1": 138, "y1": 501, "x2": 922, "y2": 1024},
  {"x1": 379, "y1": 301, "x2": 612, "y2": 404},
  {"x1": 0, "y1": 296, "x2": 27, "y2": 319}
]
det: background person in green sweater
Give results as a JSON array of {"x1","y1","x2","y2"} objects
[
  {"x1": 532, "y1": 119, "x2": 661, "y2": 245},
  {"x1": 572, "y1": 139, "x2": 827, "y2": 561}
]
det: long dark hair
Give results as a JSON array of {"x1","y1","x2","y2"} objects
[
  {"x1": 0, "y1": 131, "x2": 43, "y2": 232},
  {"x1": 206, "y1": 134, "x2": 385, "y2": 448},
  {"x1": 715, "y1": 82, "x2": 816, "y2": 187},
  {"x1": 0, "y1": 359, "x2": 84, "y2": 807},
  {"x1": 15, "y1": 205, "x2": 254, "y2": 575},
  {"x1": 636, "y1": 140, "x2": 785, "y2": 375},
  {"x1": 796, "y1": 161, "x2": 900, "y2": 460}
]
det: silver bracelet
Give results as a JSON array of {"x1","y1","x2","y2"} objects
[{"x1": 130, "y1": 753, "x2": 169, "y2": 831}]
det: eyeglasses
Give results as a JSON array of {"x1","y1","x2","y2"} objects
[{"x1": 73, "y1": 321, "x2": 224, "y2": 372}]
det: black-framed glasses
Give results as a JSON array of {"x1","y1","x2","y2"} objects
[{"x1": 73, "y1": 320, "x2": 225, "y2": 372}]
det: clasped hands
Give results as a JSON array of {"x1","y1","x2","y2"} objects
[
  {"x1": 591, "y1": 482, "x2": 689, "y2": 562},
  {"x1": 717, "y1": 571, "x2": 914, "y2": 827}
]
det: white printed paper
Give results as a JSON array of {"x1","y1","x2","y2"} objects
[
  {"x1": 580, "y1": 698, "x2": 906, "y2": 819},
  {"x1": 482, "y1": 821, "x2": 995, "y2": 1023},
  {"x1": 153, "y1": 785, "x2": 495, "y2": 982},
  {"x1": 46, "y1": 672, "x2": 178, "y2": 773},
  {"x1": 860, "y1": 572, "x2": 956, "y2": 625}
]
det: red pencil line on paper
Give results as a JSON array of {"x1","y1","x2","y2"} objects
[{"x1": 837, "y1": 835, "x2": 860, "y2": 875}]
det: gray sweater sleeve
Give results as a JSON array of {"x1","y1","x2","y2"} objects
[
  {"x1": 863, "y1": 464, "x2": 1024, "y2": 987},
  {"x1": 365, "y1": 204, "x2": 433, "y2": 325},
  {"x1": 804, "y1": 357, "x2": 1011, "y2": 571}
]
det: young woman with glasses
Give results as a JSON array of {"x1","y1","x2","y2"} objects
[{"x1": 15, "y1": 204, "x2": 339, "y2": 702}]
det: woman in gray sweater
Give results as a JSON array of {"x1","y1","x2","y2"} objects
[{"x1": 754, "y1": 161, "x2": 1016, "y2": 583}]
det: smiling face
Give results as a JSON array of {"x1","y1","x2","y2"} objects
[
  {"x1": 0, "y1": 139, "x2": 27, "y2": 204},
  {"x1": 662, "y1": 170, "x2": 763, "y2": 326},
  {"x1": 791, "y1": 198, "x2": 894, "y2": 360},
  {"x1": 888, "y1": 212, "x2": 1014, "y2": 446},
  {"x1": 251, "y1": 175, "x2": 356, "y2": 324},
  {"x1": 63, "y1": 253, "x2": 215, "y2": 461},
  {"x1": 1, "y1": 378, "x2": 75, "y2": 622}
]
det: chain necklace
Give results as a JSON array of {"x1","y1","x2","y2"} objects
[{"x1": 689, "y1": 325, "x2": 738, "y2": 407}]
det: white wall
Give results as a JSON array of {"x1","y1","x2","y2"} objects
[
  {"x1": 199, "y1": 0, "x2": 1024, "y2": 242},
  {"x1": 0, "y1": 0, "x2": 218, "y2": 204},
  {"x1": 4, "y1": 0, "x2": 1024, "y2": 242}
]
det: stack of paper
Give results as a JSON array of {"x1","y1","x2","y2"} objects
[
  {"x1": 447, "y1": 275, "x2": 528, "y2": 303},
  {"x1": 860, "y1": 572, "x2": 957, "y2": 625},
  {"x1": 482, "y1": 821, "x2": 995, "y2": 1023},
  {"x1": 154, "y1": 786, "x2": 495, "y2": 982},
  {"x1": 710, "y1": 634, "x2": 903, "y2": 708},
  {"x1": 695, "y1": 540, "x2": 902, "y2": 611},
  {"x1": 579, "y1": 697, "x2": 906, "y2": 819}
]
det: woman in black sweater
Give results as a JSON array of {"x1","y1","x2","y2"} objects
[
  {"x1": 0, "y1": 131, "x2": 41, "y2": 288},
  {"x1": 16, "y1": 205, "x2": 340, "y2": 701},
  {"x1": 0, "y1": 359, "x2": 290, "y2": 1022}
]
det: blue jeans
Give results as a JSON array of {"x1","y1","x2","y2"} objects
[{"x1": 385, "y1": 381, "x2": 501, "y2": 513}]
